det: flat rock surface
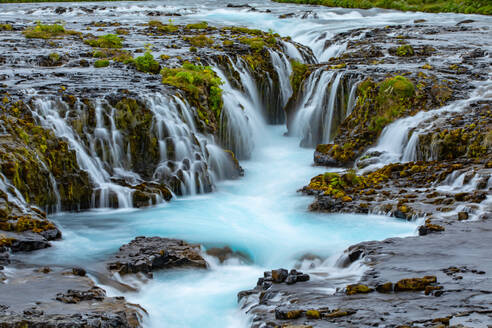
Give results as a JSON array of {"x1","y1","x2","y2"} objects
[
  {"x1": 240, "y1": 218, "x2": 492, "y2": 327},
  {"x1": 0, "y1": 266, "x2": 143, "y2": 327},
  {"x1": 107, "y1": 236, "x2": 207, "y2": 276}
]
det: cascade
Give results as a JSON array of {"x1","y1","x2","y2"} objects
[
  {"x1": 213, "y1": 56, "x2": 267, "y2": 160},
  {"x1": 27, "y1": 93, "x2": 239, "y2": 208},
  {"x1": 289, "y1": 69, "x2": 358, "y2": 148},
  {"x1": 268, "y1": 49, "x2": 293, "y2": 108},
  {"x1": 358, "y1": 80, "x2": 492, "y2": 172}
]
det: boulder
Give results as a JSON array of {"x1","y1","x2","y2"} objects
[{"x1": 107, "y1": 236, "x2": 207, "y2": 276}]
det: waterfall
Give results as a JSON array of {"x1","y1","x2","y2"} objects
[
  {"x1": 290, "y1": 68, "x2": 347, "y2": 147},
  {"x1": 346, "y1": 82, "x2": 359, "y2": 118},
  {"x1": 27, "y1": 92, "x2": 240, "y2": 208},
  {"x1": 31, "y1": 98, "x2": 135, "y2": 208},
  {"x1": 213, "y1": 57, "x2": 267, "y2": 160},
  {"x1": 358, "y1": 79, "x2": 492, "y2": 172},
  {"x1": 268, "y1": 49, "x2": 293, "y2": 108},
  {"x1": 321, "y1": 72, "x2": 343, "y2": 143}
]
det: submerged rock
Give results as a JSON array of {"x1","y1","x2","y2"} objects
[{"x1": 107, "y1": 236, "x2": 207, "y2": 276}]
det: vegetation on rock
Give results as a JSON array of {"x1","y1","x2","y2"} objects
[
  {"x1": 85, "y1": 34, "x2": 123, "y2": 48},
  {"x1": 94, "y1": 59, "x2": 110, "y2": 68},
  {"x1": 161, "y1": 62, "x2": 224, "y2": 132},
  {"x1": 23, "y1": 23, "x2": 80, "y2": 39},
  {"x1": 272, "y1": 0, "x2": 492, "y2": 15},
  {"x1": 134, "y1": 52, "x2": 160, "y2": 74}
]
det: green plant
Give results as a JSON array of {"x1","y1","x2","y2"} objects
[
  {"x1": 94, "y1": 59, "x2": 110, "y2": 68},
  {"x1": 161, "y1": 62, "x2": 224, "y2": 124},
  {"x1": 185, "y1": 22, "x2": 208, "y2": 29},
  {"x1": 23, "y1": 23, "x2": 78, "y2": 39},
  {"x1": 134, "y1": 52, "x2": 160, "y2": 74},
  {"x1": 183, "y1": 35, "x2": 214, "y2": 47},
  {"x1": 290, "y1": 60, "x2": 309, "y2": 94},
  {"x1": 148, "y1": 20, "x2": 178, "y2": 33},
  {"x1": 0, "y1": 24, "x2": 13, "y2": 31},
  {"x1": 85, "y1": 34, "x2": 123, "y2": 48}
]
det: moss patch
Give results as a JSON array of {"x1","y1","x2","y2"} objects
[
  {"x1": 161, "y1": 62, "x2": 224, "y2": 132},
  {"x1": 23, "y1": 23, "x2": 80, "y2": 39}
]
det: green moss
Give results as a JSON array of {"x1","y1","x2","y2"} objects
[
  {"x1": 223, "y1": 26, "x2": 265, "y2": 36},
  {"x1": 241, "y1": 37, "x2": 264, "y2": 50},
  {"x1": 85, "y1": 34, "x2": 123, "y2": 48},
  {"x1": 270, "y1": 0, "x2": 492, "y2": 15},
  {"x1": 148, "y1": 20, "x2": 178, "y2": 33},
  {"x1": 23, "y1": 23, "x2": 79, "y2": 39},
  {"x1": 134, "y1": 52, "x2": 160, "y2": 74},
  {"x1": 0, "y1": 24, "x2": 13, "y2": 31},
  {"x1": 395, "y1": 44, "x2": 415, "y2": 57},
  {"x1": 379, "y1": 75, "x2": 415, "y2": 99},
  {"x1": 185, "y1": 22, "x2": 208, "y2": 29},
  {"x1": 48, "y1": 52, "x2": 60, "y2": 62},
  {"x1": 183, "y1": 35, "x2": 214, "y2": 47},
  {"x1": 94, "y1": 59, "x2": 110, "y2": 68},
  {"x1": 115, "y1": 28, "x2": 129, "y2": 35},
  {"x1": 161, "y1": 62, "x2": 224, "y2": 131},
  {"x1": 290, "y1": 60, "x2": 309, "y2": 95}
]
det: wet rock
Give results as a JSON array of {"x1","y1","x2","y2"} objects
[
  {"x1": 285, "y1": 274, "x2": 297, "y2": 285},
  {"x1": 72, "y1": 267, "x2": 87, "y2": 276},
  {"x1": 271, "y1": 268, "x2": 288, "y2": 283},
  {"x1": 394, "y1": 276, "x2": 437, "y2": 292},
  {"x1": 458, "y1": 211, "x2": 469, "y2": 221},
  {"x1": 325, "y1": 308, "x2": 356, "y2": 318},
  {"x1": 107, "y1": 236, "x2": 207, "y2": 276},
  {"x1": 376, "y1": 282, "x2": 393, "y2": 293},
  {"x1": 205, "y1": 246, "x2": 249, "y2": 263},
  {"x1": 456, "y1": 19, "x2": 475, "y2": 25},
  {"x1": 345, "y1": 284, "x2": 374, "y2": 295},
  {"x1": 56, "y1": 287, "x2": 106, "y2": 304},
  {"x1": 0, "y1": 267, "x2": 143, "y2": 327},
  {"x1": 275, "y1": 307, "x2": 303, "y2": 320},
  {"x1": 305, "y1": 309, "x2": 321, "y2": 319}
]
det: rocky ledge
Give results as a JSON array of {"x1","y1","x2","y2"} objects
[
  {"x1": 239, "y1": 217, "x2": 492, "y2": 327},
  {"x1": 107, "y1": 236, "x2": 207, "y2": 277},
  {"x1": 0, "y1": 266, "x2": 143, "y2": 328}
]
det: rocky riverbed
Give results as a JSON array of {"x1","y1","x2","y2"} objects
[{"x1": 0, "y1": 1, "x2": 490, "y2": 327}]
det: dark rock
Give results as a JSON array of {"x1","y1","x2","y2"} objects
[
  {"x1": 107, "y1": 236, "x2": 207, "y2": 276},
  {"x1": 456, "y1": 19, "x2": 475, "y2": 25},
  {"x1": 205, "y1": 246, "x2": 249, "y2": 263},
  {"x1": 376, "y1": 282, "x2": 393, "y2": 293},
  {"x1": 393, "y1": 210, "x2": 408, "y2": 220},
  {"x1": 296, "y1": 273, "x2": 310, "y2": 282},
  {"x1": 262, "y1": 281, "x2": 272, "y2": 290},
  {"x1": 56, "y1": 287, "x2": 106, "y2": 304},
  {"x1": 275, "y1": 307, "x2": 303, "y2": 320},
  {"x1": 285, "y1": 274, "x2": 297, "y2": 284},
  {"x1": 458, "y1": 211, "x2": 469, "y2": 221},
  {"x1": 72, "y1": 267, "x2": 86, "y2": 276},
  {"x1": 271, "y1": 268, "x2": 288, "y2": 283}
]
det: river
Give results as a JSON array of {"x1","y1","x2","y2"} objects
[{"x1": 5, "y1": 0, "x2": 490, "y2": 327}]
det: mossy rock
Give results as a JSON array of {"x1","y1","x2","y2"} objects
[
  {"x1": 394, "y1": 276, "x2": 437, "y2": 291},
  {"x1": 345, "y1": 284, "x2": 374, "y2": 295}
]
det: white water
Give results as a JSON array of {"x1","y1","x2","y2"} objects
[
  {"x1": 359, "y1": 80, "x2": 492, "y2": 173},
  {"x1": 291, "y1": 68, "x2": 351, "y2": 147}
]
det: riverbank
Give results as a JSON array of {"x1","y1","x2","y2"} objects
[{"x1": 272, "y1": 0, "x2": 492, "y2": 15}]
